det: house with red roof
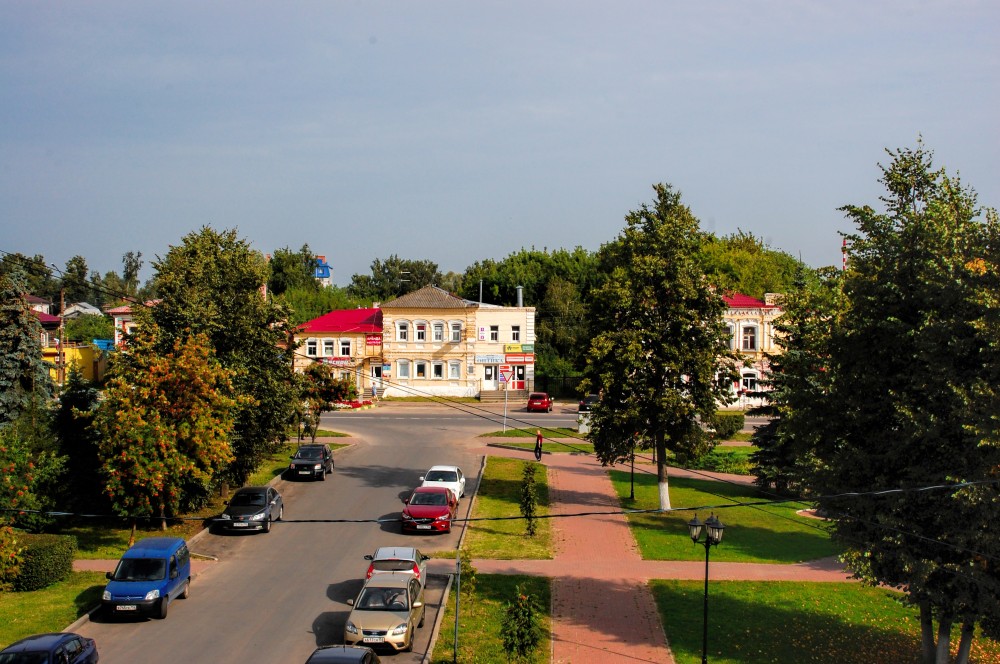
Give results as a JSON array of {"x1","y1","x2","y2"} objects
[
  {"x1": 294, "y1": 308, "x2": 384, "y2": 395},
  {"x1": 722, "y1": 292, "x2": 782, "y2": 403}
]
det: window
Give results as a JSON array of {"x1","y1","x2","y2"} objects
[
  {"x1": 306, "y1": 339, "x2": 318, "y2": 356},
  {"x1": 397, "y1": 322, "x2": 409, "y2": 341},
  {"x1": 490, "y1": 325, "x2": 499, "y2": 341},
  {"x1": 432, "y1": 362, "x2": 444, "y2": 379},
  {"x1": 742, "y1": 373, "x2": 758, "y2": 392},
  {"x1": 448, "y1": 361, "x2": 461, "y2": 379},
  {"x1": 741, "y1": 325, "x2": 757, "y2": 351},
  {"x1": 450, "y1": 322, "x2": 462, "y2": 342},
  {"x1": 340, "y1": 340, "x2": 351, "y2": 356},
  {"x1": 415, "y1": 323, "x2": 426, "y2": 342},
  {"x1": 323, "y1": 339, "x2": 335, "y2": 356},
  {"x1": 415, "y1": 361, "x2": 427, "y2": 379},
  {"x1": 511, "y1": 325, "x2": 520, "y2": 342},
  {"x1": 726, "y1": 324, "x2": 735, "y2": 350},
  {"x1": 397, "y1": 360, "x2": 410, "y2": 379},
  {"x1": 433, "y1": 323, "x2": 444, "y2": 342}
]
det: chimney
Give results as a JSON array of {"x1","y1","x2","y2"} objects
[{"x1": 516, "y1": 285, "x2": 523, "y2": 307}]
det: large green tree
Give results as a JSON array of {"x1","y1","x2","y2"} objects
[
  {"x1": 60, "y1": 255, "x2": 93, "y2": 304},
  {"x1": 348, "y1": 255, "x2": 442, "y2": 303},
  {"x1": 583, "y1": 184, "x2": 737, "y2": 510},
  {"x1": 149, "y1": 227, "x2": 298, "y2": 488},
  {"x1": 700, "y1": 230, "x2": 804, "y2": 299},
  {"x1": 0, "y1": 270, "x2": 52, "y2": 427},
  {"x1": 268, "y1": 244, "x2": 319, "y2": 296},
  {"x1": 806, "y1": 145, "x2": 1000, "y2": 662}
]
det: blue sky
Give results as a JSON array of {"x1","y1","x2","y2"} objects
[{"x1": 2, "y1": 1, "x2": 997, "y2": 287}]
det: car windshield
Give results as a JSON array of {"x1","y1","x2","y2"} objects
[
  {"x1": 371, "y1": 559, "x2": 415, "y2": 572},
  {"x1": 0, "y1": 654, "x2": 49, "y2": 664},
  {"x1": 231, "y1": 492, "x2": 266, "y2": 507},
  {"x1": 112, "y1": 557, "x2": 166, "y2": 581},
  {"x1": 295, "y1": 448, "x2": 323, "y2": 459},
  {"x1": 529, "y1": 393, "x2": 545, "y2": 400},
  {"x1": 357, "y1": 587, "x2": 408, "y2": 610},
  {"x1": 410, "y1": 492, "x2": 447, "y2": 506},
  {"x1": 425, "y1": 470, "x2": 457, "y2": 482}
]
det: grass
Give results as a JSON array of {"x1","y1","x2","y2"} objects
[
  {"x1": 462, "y1": 457, "x2": 552, "y2": 560},
  {"x1": 480, "y1": 427, "x2": 581, "y2": 438},
  {"x1": 672, "y1": 445, "x2": 757, "y2": 475},
  {"x1": 610, "y1": 469, "x2": 840, "y2": 563},
  {"x1": 0, "y1": 571, "x2": 106, "y2": 648},
  {"x1": 651, "y1": 580, "x2": 1000, "y2": 664},
  {"x1": 489, "y1": 440, "x2": 595, "y2": 455},
  {"x1": 429, "y1": 574, "x2": 551, "y2": 664}
]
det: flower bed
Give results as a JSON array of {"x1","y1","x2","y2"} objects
[{"x1": 333, "y1": 400, "x2": 374, "y2": 410}]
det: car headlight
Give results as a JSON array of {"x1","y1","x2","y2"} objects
[
  {"x1": 144, "y1": 589, "x2": 160, "y2": 601},
  {"x1": 313, "y1": 463, "x2": 322, "y2": 470},
  {"x1": 345, "y1": 620, "x2": 358, "y2": 635},
  {"x1": 219, "y1": 513, "x2": 232, "y2": 520},
  {"x1": 391, "y1": 623, "x2": 409, "y2": 636},
  {"x1": 289, "y1": 463, "x2": 296, "y2": 470},
  {"x1": 250, "y1": 512, "x2": 266, "y2": 521},
  {"x1": 102, "y1": 589, "x2": 111, "y2": 601},
  {"x1": 401, "y1": 511, "x2": 413, "y2": 520}
]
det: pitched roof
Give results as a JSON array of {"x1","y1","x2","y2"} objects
[
  {"x1": 32, "y1": 310, "x2": 60, "y2": 324},
  {"x1": 723, "y1": 293, "x2": 778, "y2": 309},
  {"x1": 379, "y1": 285, "x2": 473, "y2": 309},
  {"x1": 298, "y1": 308, "x2": 383, "y2": 334}
]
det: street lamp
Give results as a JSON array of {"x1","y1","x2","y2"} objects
[{"x1": 688, "y1": 514, "x2": 725, "y2": 664}]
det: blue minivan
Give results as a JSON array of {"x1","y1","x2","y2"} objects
[{"x1": 102, "y1": 537, "x2": 191, "y2": 619}]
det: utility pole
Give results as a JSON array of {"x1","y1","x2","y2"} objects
[{"x1": 58, "y1": 288, "x2": 66, "y2": 386}]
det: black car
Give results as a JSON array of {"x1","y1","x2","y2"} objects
[
  {"x1": 578, "y1": 394, "x2": 599, "y2": 413},
  {"x1": 216, "y1": 486, "x2": 283, "y2": 533},
  {"x1": 289, "y1": 444, "x2": 334, "y2": 480},
  {"x1": 305, "y1": 645, "x2": 381, "y2": 663},
  {"x1": 0, "y1": 632, "x2": 98, "y2": 663}
]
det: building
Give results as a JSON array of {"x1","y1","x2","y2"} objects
[
  {"x1": 105, "y1": 300, "x2": 160, "y2": 347},
  {"x1": 722, "y1": 292, "x2": 782, "y2": 403},
  {"x1": 313, "y1": 255, "x2": 333, "y2": 287},
  {"x1": 294, "y1": 308, "x2": 384, "y2": 396},
  {"x1": 378, "y1": 285, "x2": 536, "y2": 399}
]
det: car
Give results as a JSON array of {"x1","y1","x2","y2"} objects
[
  {"x1": 0, "y1": 632, "x2": 99, "y2": 663},
  {"x1": 526, "y1": 392, "x2": 553, "y2": 412},
  {"x1": 288, "y1": 443, "x2": 334, "y2": 480},
  {"x1": 216, "y1": 486, "x2": 283, "y2": 533},
  {"x1": 344, "y1": 574, "x2": 426, "y2": 652},
  {"x1": 418, "y1": 465, "x2": 466, "y2": 499},
  {"x1": 578, "y1": 394, "x2": 599, "y2": 413},
  {"x1": 102, "y1": 537, "x2": 191, "y2": 619},
  {"x1": 364, "y1": 547, "x2": 429, "y2": 587},
  {"x1": 401, "y1": 486, "x2": 458, "y2": 534},
  {"x1": 304, "y1": 645, "x2": 381, "y2": 663}
]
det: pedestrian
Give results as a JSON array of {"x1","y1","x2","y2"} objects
[
  {"x1": 371, "y1": 383, "x2": 379, "y2": 401},
  {"x1": 534, "y1": 429, "x2": 543, "y2": 462}
]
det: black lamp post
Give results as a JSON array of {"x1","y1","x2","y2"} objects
[{"x1": 688, "y1": 514, "x2": 725, "y2": 664}]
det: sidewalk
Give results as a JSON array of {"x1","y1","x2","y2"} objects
[{"x1": 464, "y1": 445, "x2": 852, "y2": 664}]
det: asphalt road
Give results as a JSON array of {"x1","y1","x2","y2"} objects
[{"x1": 73, "y1": 401, "x2": 552, "y2": 664}]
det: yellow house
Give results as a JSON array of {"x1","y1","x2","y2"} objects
[
  {"x1": 722, "y1": 292, "x2": 782, "y2": 403},
  {"x1": 293, "y1": 308, "x2": 384, "y2": 397}
]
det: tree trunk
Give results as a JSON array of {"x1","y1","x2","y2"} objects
[
  {"x1": 128, "y1": 519, "x2": 137, "y2": 547},
  {"x1": 935, "y1": 614, "x2": 953, "y2": 664},
  {"x1": 954, "y1": 621, "x2": 974, "y2": 664},
  {"x1": 654, "y1": 429, "x2": 671, "y2": 511},
  {"x1": 920, "y1": 601, "x2": 935, "y2": 663}
]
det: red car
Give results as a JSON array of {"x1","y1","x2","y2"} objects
[
  {"x1": 401, "y1": 486, "x2": 458, "y2": 533},
  {"x1": 526, "y1": 392, "x2": 553, "y2": 413}
]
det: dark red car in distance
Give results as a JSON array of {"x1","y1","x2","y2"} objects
[{"x1": 526, "y1": 392, "x2": 553, "y2": 412}]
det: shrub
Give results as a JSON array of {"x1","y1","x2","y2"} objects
[
  {"x1": 13, "y1": 533, "x2": 77, "y2": 592},
  {"x1": 710, "y1": 411, "x2": 745, "y2": 440}
]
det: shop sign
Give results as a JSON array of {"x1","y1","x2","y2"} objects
[
  {"x1": 504, "y1": 343, "x2": 522, "y2": 353},
  {"x1": 475, "y1": 354, "x2": 505, "y2": 364},
  {"x1": 321, "y1": 357, "x2": 352, "y2": 367},
  {"x1": 366, "y1": 334, "x2": 382, "y2": 346},
  {"x1": 505, "y1": 353, "x2": 535, "y2": 364}
]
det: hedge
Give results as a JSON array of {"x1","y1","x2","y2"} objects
[
  {"x1": 13, "y1": 533, "x2": 78, "y2": 592},
  {"x1": 711, "y1": 411, "x2": 745, "y2": 440}
]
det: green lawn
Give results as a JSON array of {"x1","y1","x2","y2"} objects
[
  {"x1": 610, "y1": 470, "x2": 839, "y2": 563},
  {"x1": 652, "y1": 580, "x2": 1000, "y2": 664},
  {"x1": 480, "y1": 427, "x2": 582, "y2": 439},
  {"x1": 429, "y1": 574, "x2": 551, "y2": 664},
  {"x1": 0, "y1": 572, "x2": 106, "y2": 648},
  {"x1": 462, "y1": 457, "x2": 552, "y2": 560}
]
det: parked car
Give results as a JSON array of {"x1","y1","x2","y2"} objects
[
  {"x1": 578, "y1": 394, "x2": 599, "y2": 412},
  {"x1": 364, "y1": 547, "x2": 429, "y2": 586},
  {"x1": 0, "y1": 632, "x2": 98, "y2": 663},
  {"x1": 304, "y1": 645, "x2": 381, "y2": 663},
  {"x1": 418, "y1": 465, "x2": 466, "y2": 499},
  {"x1": 401, "y1": 486, "x2": 458, "y2": 534},
  {"x1": 344, "y1": 574, "x2": 426, "y2": 652},
  {"x1": 526, "y1": 392, "x2": 553, "y2": 412},
  {"x1": 216, "y1": 486, "x2": 283, "y2": 534},
  {"x1": 102, "y1": 537, "x2": 191, "y2": 619},
  {"x1": 288, "y1": 443, "x2": 334, "y2": 480}
]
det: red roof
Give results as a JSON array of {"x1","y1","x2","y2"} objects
[
  {"x1": 33, "y1": 310, "x2": 60, "y2": 324},
  {"x1": 298, "y1": 308, "x2": 383, "y2": 334},
  {"x1": 723, "y1": 293, "x2": 777, "y2": 309}
]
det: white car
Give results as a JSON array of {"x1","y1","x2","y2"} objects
[{"x1": 419, "y1": 465, "x2": 466, "y2": 500}]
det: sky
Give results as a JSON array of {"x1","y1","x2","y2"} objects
[{"x1": 2, "y1": 1, "x2": 997, "y2": 288}]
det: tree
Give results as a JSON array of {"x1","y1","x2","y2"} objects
[
  {"x1": 268, "y1": 244, "x2": 319, "y2": 296},
  {"x1": 0, "y1": 253, "x2": 58, "y2": 301},
  {"x1": 61, "y1": 255, "x2": 92, "y2": 304},
  {"x1": 281, "y1": 285, "x2": 362, "y2": 326},
  {"x1": 807, "y1": 144, "x2": 1000, "y2": 663},
  {"x1": 700, "y1": 230, "x2": 804, "y2": 300},
  {"x1": 298, "y1": 363, "x2": 355, "y2": 442},
  {"x1": 94, "y1": 323, "x2": 238, "y2": 539},
  {"x1": 583, "y1": 184, "x2": 736, "y2": 510},
  {"x1": 347, "y1": 255, "x2": 443, "y2": 302},
  {"x1": 499, "y1": 584, "x2": 542, "y2": 662},
  {"x1": 64, "y1": 314, "x2": 114, "y2": 344},
  {"x1": 52, "y1": 365, "x2": 105, "y2": 512},
  {"x1": 148, "y1": 227, "x2": 298, "y2": 489},
  {"x1": 0, "y1": 270, "x2": 53, "y2": 427}
]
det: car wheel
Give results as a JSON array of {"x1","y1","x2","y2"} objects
[
  {"x1": 404, "y1": 629, "x2": 413, "y2": 652},
  {"x1": 320, "y1": 469, "x2": 326, "y2": 481},
  {"x1": 263, "y1": 516, "x2": 271, "y2": 533},
  {"x1": 277, "y1": 505, "x2": 283, "y2": 521},
  {"x1": 157, "y1": 597, "x2": 168, "y2": 619},
  {"x1": 180, "y1": 579, "x2": 190, "y2": 599}
]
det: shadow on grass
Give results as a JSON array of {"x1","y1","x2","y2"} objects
[{"x1": 74, "y1": 583, "x2": 105, "y2": 617}]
